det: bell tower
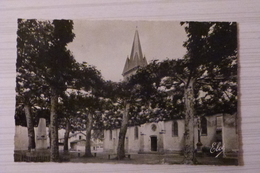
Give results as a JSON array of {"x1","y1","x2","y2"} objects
[{"x1": 122, "y1": 29, "x2": 147, "y2": 81}]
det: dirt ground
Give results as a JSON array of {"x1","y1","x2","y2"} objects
[
  {"x1": 68, "y1": 151, "x2": 238, "y2": 165},
  {"x1": 14, "y1": 150, "x2": 238, "y2": 165}
]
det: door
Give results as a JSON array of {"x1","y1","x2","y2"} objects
[{"x1": 151, "y1": 136, "x2": 157, "y2": 151}]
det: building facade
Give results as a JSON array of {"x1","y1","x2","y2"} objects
[
  {"x1": 103, "y1": 113, "x2": 239, "y2": 157},
  {"x1": 103, "y1": 30, "x2": 239, "y2": 158}
]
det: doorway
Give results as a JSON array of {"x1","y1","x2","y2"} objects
[{"x1": 150, "y1": 136, "x2": 157, "y2": 151}]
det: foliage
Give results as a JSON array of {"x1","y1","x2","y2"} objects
[
  {"x1": 15, "y1": 19, "x2": 52, "y2": 126},
  {"x1": 129, "y1": 22, "x2": 237, "y2": 121},
  {"x1": 181, "y1": 22, "x2": 237, "y2": 115}
]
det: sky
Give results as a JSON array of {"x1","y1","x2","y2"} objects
[{"x1": 67, "y1": 20, "x2": 188, "y2": 82}]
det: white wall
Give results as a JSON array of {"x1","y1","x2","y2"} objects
[
  {"x1": 163, "y1": 120, "x2": 184, "y2": 153},
  {"x1": 14, "y1": 126, "x2": 50, "y2": 151},
  {"x1": 125, "y1": 126, "x2": 140, "y2": 153},
  {"x1": 71, "y1": 141, "x2": 86, "y2": 151},
  {"x1": 103, "y1": 128, "x2": 120, "y2": 153},
  {"x1": 14, "y1": 126, "x2": 86, "y2": 151},
  {"x1": 14, "y1": 126, "x2": 29, "y2": 150},
  {"x1": 103, "y1": 114, "x2": 239, "y2": 155},
  {"x1": 140, "y1": 122, "x2": 159, "y2": 152},
  {"x1": 200, "y1": 115, "x2": 221, "y2": 147},
  {"x1": 103, "y1": 121, "x2": 185, "y2": 154},
  {"x1": 222, "y1": 113, "x2": 239, "y2": 156}
]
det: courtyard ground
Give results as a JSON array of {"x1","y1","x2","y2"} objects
[
  {"x1": 68, "y1": 151, "x2": 239, "y2": 165},
  {"x1": 14, "y1": 149, "x2": 238, "y2": 165}
]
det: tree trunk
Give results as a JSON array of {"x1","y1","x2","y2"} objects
[
  {"x1": 182, "y1": 79, "x2": 196, "y2": 164},
  {"x1": 50, "y1": 87, "x2": 59, "y2": 162},
  {"x1": 63, "y1": 119, "x2": 71, "y2": 152},
  {"x1": 117, "y1": 103, "x2": 130, "y2": 160},
  {"x1": 84, "y1": 113, "x2": 93, "y2": 157},
  {"x1": 24, "y1": 104, "x2": 36, "y2": 151}
]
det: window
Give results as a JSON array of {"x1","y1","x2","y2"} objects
[
  {"x1": 216, "y1": 116, "x2": 223, "y2": 130},
  {"x1": 79, "y1": 135, "x2": 82, "y2": 140},
  {"x1": 151, "y1": 124, "x2": 157, "y2": 131},
  {"x1": 201, "y1": 116, "x2": 207, "y2": 135},
  {"x1": 109, "y1": 130, "x2": 112, "y2": 140},
  {"x1": 134, "y1": 126, "x2": 139, "y2": 139},
  {"x1": 172, "y1": 121, "x2": 178, "y2": 137}
]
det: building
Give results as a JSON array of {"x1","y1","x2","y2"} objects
[
  {"x1": 103, "y1": 29, "x2": 239, "y2": 158},
  {"x1": 103, "y1": 113, "x2": 239, "y2": 157},
  {"x1": 60, "y1": 131, "x2": 103, "y2": 152},
  {"x1": 15, "y1": 123, "x2": 103, "y2": 152},
  {"x1": 58, "y1": 131, "x2": 86, "y2": 151},
  {"x1": 122, "y1": 29, "x2": 147, "y2": 81}
]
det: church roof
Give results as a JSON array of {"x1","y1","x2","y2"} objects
[{"x1": 122, "y1": 30, "x2": 147, "y2": 76}]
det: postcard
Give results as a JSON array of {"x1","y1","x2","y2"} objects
[{"x1": 14, "y1": 19, "x2": 239, "y2": 165}]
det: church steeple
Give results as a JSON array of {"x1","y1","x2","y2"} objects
[
  {"x1": 130, "y1": 30, "x2": 143, "y2": 62},
  {"x1": 122, "y1": 29, "x2": 148, "y2": 80}
]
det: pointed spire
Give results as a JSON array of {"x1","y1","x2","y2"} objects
[
  {"x1": 122, "y1": 29, "x2": 148, "y2": 79},
  {"x1": 130, "y1": 29, "x2": 143, "y2": 61}
]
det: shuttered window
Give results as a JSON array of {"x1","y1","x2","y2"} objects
[
  {"x1": 172, "y1": 121, "x2": 178, "y2": 137},
  {"x1": 135, "y1": 126, "x2": 139, "y2": 139},
  {"x1": 201, "y1": 117, "x2": 207, "y2": 135},
  {"x1": 109, "y1": 130, "x2": 112, "y2": 140}
]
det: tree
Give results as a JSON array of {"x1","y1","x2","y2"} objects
[
  {"x1": 130, "y1": 60, "x2": 184, "y2": 123},
  {"x1": 129, "y1": 22, "x2": 237, "y2": 164},
  {"x1": 63, "y1": 62, "x2": 105, "y2": 157},
  {"x1": 68, "y1": 93, "x2": 103, "y2": 158},
  {"x1": 103, "y1": 81, "x2": 141, "y2": 160},
  {"x1": 43, "y1": 20, "x2": 76, "y2": 162},
  {"x1": 116, "y1": 102, "x2": 130, "y2": 160},
  {"x1": 179, "y1": 22, "x2": 237, "y2": 164},
  {"x1": 17, "y1": 19, "x2": 76, "y2": 161},
  {"x1": 76, "y1": 63, "x2": 105, "y2": 157},
  {"x1": 16, "y1": 19, "x2": 52, "y2": 151},
  {"x1": 58, "y1": 92, "x2": 80, "y2": 153},
  {"x1": 107, "y1": 62, "x2": 180, "y2": 160}
]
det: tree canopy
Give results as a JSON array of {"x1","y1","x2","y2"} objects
[
  {"x1": 15, "y1": 20, "x2": 237, "y2": 163},
  {"x1": 125, "y1": 22, "x2": 237, "y2": 164}
]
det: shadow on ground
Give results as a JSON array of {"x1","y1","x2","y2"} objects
[
  {"x1": 69, "y1": 152, "x2": 238, "y2": 165},
  {"x1": 14, "y1": 150, "x2": 238, "y2": 165}
]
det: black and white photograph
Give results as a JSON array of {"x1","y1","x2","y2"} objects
[{"x1": 14, "y1": 19, "x2": 239, "y2": 165}]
